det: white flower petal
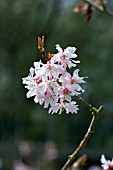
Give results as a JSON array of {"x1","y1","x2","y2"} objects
[
  {"x1": 64, "y1": 46, "x2": 76, "y2": 54},
  {"x1": 30, "y1": 67, "x2": 34, "y2": 76},
  {"x1": 56, "y1": 44, "x2": 63, "y2": 53}
]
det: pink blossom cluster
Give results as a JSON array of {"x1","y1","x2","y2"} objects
[{"x1": 22, "y1": 44, "x2": 86, "y2": 114}]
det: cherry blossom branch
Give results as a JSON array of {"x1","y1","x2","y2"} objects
[
  {"x1": 83, "y1": 0, "x2": 113, "y2": 18},
  {"x1": 61, "y1": 105, "x2": 103, "y2": 170}
]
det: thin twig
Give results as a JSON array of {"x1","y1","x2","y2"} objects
[
  {"x1": 83, "y1": 0, "x2": 113, "y2": 18},
  {"x1": 61, "y1": 106, "x2": 103, "y2": 170},
  {"x1": 102, "y1": 4, "x2": 113, "y2": 18},
  {"x1": 75, "y1": 95, "x2": 92, "y2": 109},
  {"x1": 76, "y1": 95, "x2": 103, "y2": 118}
]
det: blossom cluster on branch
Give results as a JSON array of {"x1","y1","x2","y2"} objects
[{"x1": 22, "y1": 42, "x2": 86, "y2": 114}]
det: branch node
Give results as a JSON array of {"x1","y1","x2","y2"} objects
[
  {"x1": 68, "y1": 154, "x2": 74, "y2": 160},
  {"x1": 91, "y1": 105, "x2": 104, "y2": 116}
]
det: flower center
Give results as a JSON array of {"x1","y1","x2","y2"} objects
[
  {"x1": 62, "y1": 87, "x2": 70, "y2": 95},
  {"x1": 108, "y1": 163, "x2": 113, "y2": 170},
  {"x1": 70, "y1": 77, "x2": 76, "y2": 84},
  {"x1": 34, "y1": 77, "x2": 42, "y2": 84},
  {"x1": 61, "y1": 53, "x2": 66, "y2": 60}
]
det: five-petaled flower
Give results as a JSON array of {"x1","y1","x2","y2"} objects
[{"x1": 100, "y1": 155, "x2": 113, "y2": 170}]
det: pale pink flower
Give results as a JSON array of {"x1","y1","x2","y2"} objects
[
  {"x1": 52, "y1": 44, "x2": 80, "y2": 69},
  {"x1": 59, "y1": 69, "x2": 85, "y2": 96},
  {"x1": 100, "y1": 155, "x2": 113, "y2": 170},
  {"x1": 49, "y1": 100, "x2": 78, "y2": 114},
  {"x1": 22, "y1": 68, "x2": 37, "y2": 98}
]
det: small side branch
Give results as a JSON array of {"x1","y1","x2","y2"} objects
[
  {"x1": 61, "y1": 106, "x2": 103, "y2": 170},
  {"x1": 83, "y1": 0, "x2": 113, "y2": 18}
]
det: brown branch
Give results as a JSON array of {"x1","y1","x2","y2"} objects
[
  {"x1": 61, "y1": 105, "x2": 103, "y2": 170},
  {"x1": 83, "y1": 0, "x2": 113, "y2": 18}
]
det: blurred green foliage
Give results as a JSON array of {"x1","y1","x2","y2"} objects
[{"x1": 0, "y1": 0, "x2": 113, "y2": 169}]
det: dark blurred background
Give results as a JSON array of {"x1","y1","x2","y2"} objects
[{"x1": 0, "y1": 0, "x2": 113, "y2": 169}]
